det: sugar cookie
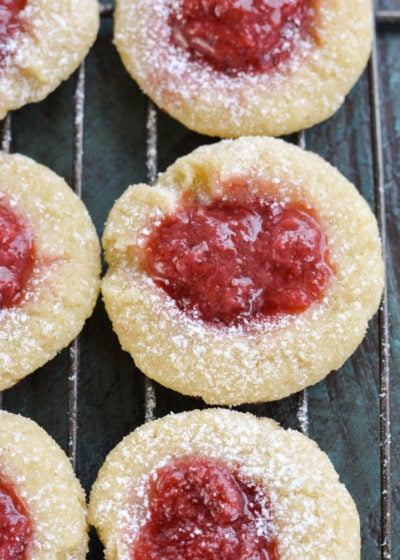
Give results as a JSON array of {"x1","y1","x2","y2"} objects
[
  {"x1": 0, "y1": 0, "x2": 99, "y2": 118},
  {"x1": 0, "y1": 411, "x2": 88, "y2": 559},
  {"x1": 89, "y1": 408, "x2": 360, "y2": 560},
  {"x1": 0, "y1": 152, "x2": 101, "y2": 390},
  {"x1": 114, "y1": 0, "x2": 372, "y2": 137},
  {"x1": 102, "y1": 137, "x2": 383, "y2": 405}
]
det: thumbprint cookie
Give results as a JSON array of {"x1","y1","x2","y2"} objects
[
  {"x1": 114, "y1": 0, "x2": 372, "y2": 137},
  {"x1": 101, "y1": 137, "x2": 383, "y2": 405},
  {"x1": 0, "y1": 0, "x2": 99, "y2": 118},
  {"x1": 0, "y1": 152, "x2": 101, "y2": 390},
  {"x1": 89, "y1": 408, "x2": 360, "y2": 560},
  {"x1": 0, "y1": 410, "x2": 88, "y2": 559}
]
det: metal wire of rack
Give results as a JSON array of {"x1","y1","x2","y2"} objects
[
  {"x1": 369, "y1": 18, "x2": 393, "y2": 558},
  {"x1": 1, "y1": 2, "x2": 397, "y2": 558}
]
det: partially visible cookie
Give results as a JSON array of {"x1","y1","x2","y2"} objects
[
  {"x1": 101, "y1": 136, "x2": 383, "y2": 405},
  {"x1": 0, "y1": 152, "x2": 101, "y2": 390},
  {"x1": 0, "y1": 0, "x2": 99, "y2": 118},
  {"x1": 89, "y1": 408, "x2": 360, "y2": 560},
  {"x1": 114, "y1": 0, "x2": 372, "y2": 137},
  {"x1": 0, "y1": 410, "x2": 88, "y2": 559}
]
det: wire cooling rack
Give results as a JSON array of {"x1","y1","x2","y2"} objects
[{"x1": 1, "y1": 2, "x2": 399, "y2": 558}]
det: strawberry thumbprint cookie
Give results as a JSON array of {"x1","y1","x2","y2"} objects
[
  {"x1": 101, "y1": 137, "x2": 383, "y2": 405},
  {"x1": 114, "y1": 0, "x2": 372, "y2": 137},
  {"x1": 0, "y1": 411, "x2": 88, "y2": 559},
  {"x1": 89, "y1": 408, "x2": 360, "y2": 560},
  {"x1": 0, "y1": 152, "x2": 100, "y2": 391},
  {"x1": 0, "y1": 0, "x2": 99, "y2": 118}
]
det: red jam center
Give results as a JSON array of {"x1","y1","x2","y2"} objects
[
  {"x1": 0, "y1": 478, "x2": 31, "y2": 560},
  {"x1": 169, "y1": 0, "x2": 313, "y2": 73},
  {"x1": 144, "y1": 195, "x2": 333, "y2": 326},
  {"x1": 0, "y1": 202, "x2": 34, "y2": 309},
  {"x1": 0, "y1": 0, "x2": 27, "y2": 66},
  {"x1": 133, "y1": 457, "x2": 279, "y2": 560}
]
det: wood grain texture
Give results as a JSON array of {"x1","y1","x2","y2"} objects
[{"x1": 1, "y1": 1, "x2": 398, "y2": 558}]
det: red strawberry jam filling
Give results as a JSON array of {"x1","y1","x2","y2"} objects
[
  {"x1": 169, "y1": 0, "x2": 314, "y2": 74},
  {"x1": 143, "y1": 194, "x2": 333, "y2": 326},
  {"x1": 0, "y1": 477, "x2": 31, "y2": 559},
  {"x1": 0, "y1": 202, "x2": 34, "y2": 309},
  {"x1": 0, "y1": 0, "x2": 28, "y2": 67},
  {"x1": 133, "y1": 457, "x2": 279, "y2": 560}
]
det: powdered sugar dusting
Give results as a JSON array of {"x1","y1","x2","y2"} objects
[
  {"x1": 0, "y1": 411, "x2": 88, "y2": 558},
  {"x1": 102, "y1": 137, "x2": 383, "y2": 404},
  {"x1": 0, "y1": 152, "x2": 100, "y2": 391},
  {"x1": 89, "y1": 409, "x2": 360, "y2": 559},
  {"x1": 114, "y1": 0, "x2": 372, "y2": 136},
  {"x1": 118, "y1": 0, "x2": 312, "y2": 122},
  {"x1": 0, "y1": 0, "x2": 99, "y2": 118}
]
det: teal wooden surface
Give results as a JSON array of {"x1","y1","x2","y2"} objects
[{"x1": 1, "y1": 1, "x2": 398, "y2": 558}]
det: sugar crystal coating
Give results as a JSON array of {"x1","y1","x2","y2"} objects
[
  {"x1": 0, "y1": 0, "x2": 99, "y2": 118},
  {"x1": 88, "y1": 409, "x2": 361, "y2": 559},
  {"x1": 0, "y1": 152, "x2": 101, "y2": 392},
  {"x1": 102, "y1": 137, "x2": 384, "y2": 404},
  {"x1": 0, "y1": 411, "x2": 88, "y2": 558},
  {"x1": 114, "y1": 0, "x2": 372, "y2": 136}
]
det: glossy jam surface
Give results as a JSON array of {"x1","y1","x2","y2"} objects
[
  {"x1": 169, "y1": 0, "x2": 313, "y2": 74},
  {"x1": 133, "y1": 457, "x2": 279, "y2": 560},
  {"x1": 0, "y1": 478, "x2": 31, "y2": 559},
  {"x1": 0, "y1": 202, "x2": 34, "y2": 309},
  {"x1": 0, "y1": 0, "x2": 28, "y2": 66},
  {"x1": 144, "y1": 195, "x2": 333, "y2": 325}
]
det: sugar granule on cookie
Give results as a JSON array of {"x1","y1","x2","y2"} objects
[
  {"x1": 0, "y1": 151, "x2": 101, "y2": 391},
  {"x1": 89, "y1": 408, "x2": 360, "y2": 559},
  {"x1": 101, "y1": 136, "x2": 383, "y2": 405},
  {"x1": 114, "y1": 0, "x2": 372, "y2": 137}
]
